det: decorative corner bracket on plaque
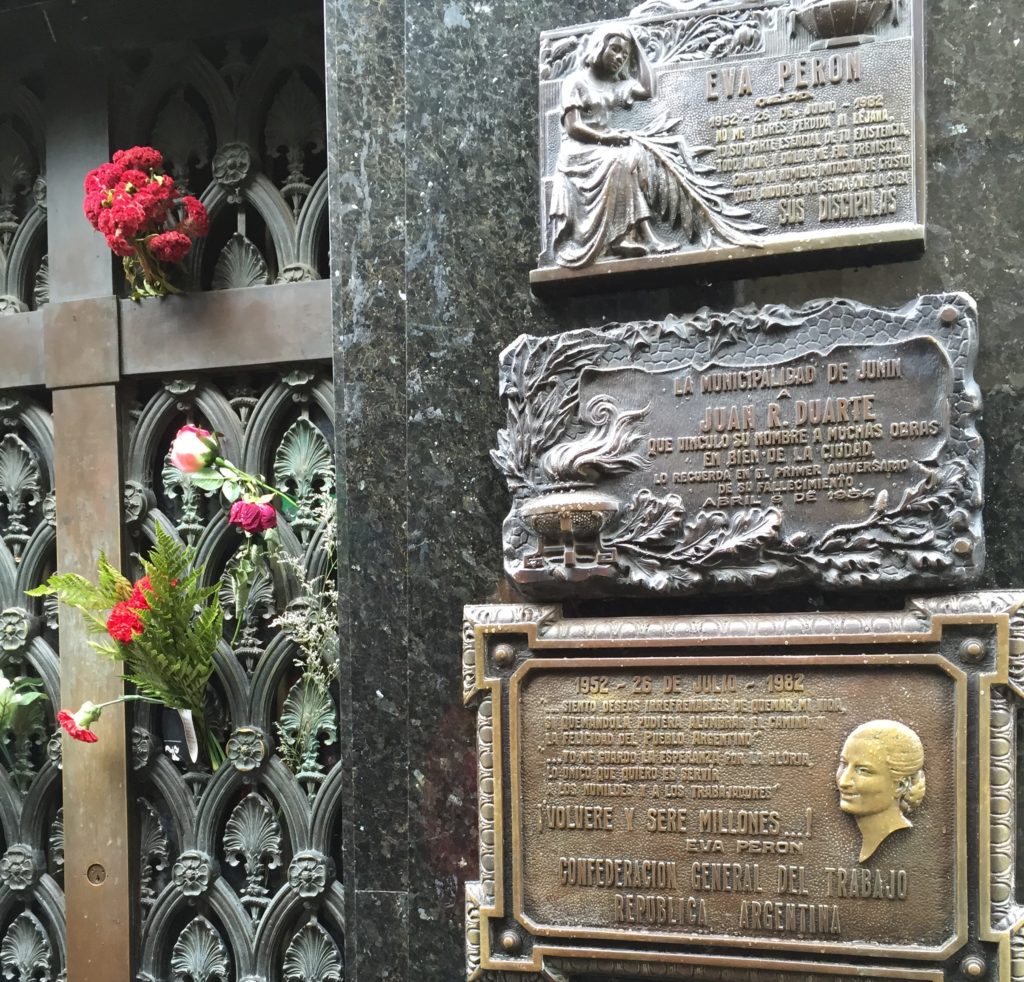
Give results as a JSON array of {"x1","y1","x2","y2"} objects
[
  {"x1": 464, "y1": 593, "x2": 1024, "y2": 980},
  {"x1": 531, "y1": 0, "x2": 925, "y2": 291},
  {"x1": 494, "y1": 293, "x2": 982, "y2": 599}
]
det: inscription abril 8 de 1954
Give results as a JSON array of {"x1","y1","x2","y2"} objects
[
  {"x1": 583, "y1": 336, "x2": 948, "y2": 526},
  {"x1": 511, "y1": 660, "x2": 961, "y2": 956}
]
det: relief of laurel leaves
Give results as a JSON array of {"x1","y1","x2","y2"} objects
[
  {"x1": 676, "y1": 507, "x2": 782, "y2": 565},
  {"x1": 794, "y1": 460, "x2": 974, "y2": 580},
  {"x1": 494, "y1": 333, "x2": 613, "y2": 487},
  {"x1": 604, "y1": 492, "x2": 783, "y2": 590}
]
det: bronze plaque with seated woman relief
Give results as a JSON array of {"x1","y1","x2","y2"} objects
[{"x1": 531, "y1": 0, "x2": 925, "y2": 291}]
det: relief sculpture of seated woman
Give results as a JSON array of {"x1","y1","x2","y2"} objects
[{"x1": 550, "y1": 24, "x2": 764, "y2": 269}]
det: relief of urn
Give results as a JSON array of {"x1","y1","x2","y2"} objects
[
  {"x1": 520, "y1": 489, "x2": 620, "y2": 572},
  {"x1": 791, "y1": 0, "x2": 897, "y2": 46}
]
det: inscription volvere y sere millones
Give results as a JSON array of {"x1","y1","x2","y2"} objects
[
  {"x1": 494, "y1": 294, "x2": 982, "y2": 598},
  {"x1": 512, "y1": 661, "x2": 959, "y2": 954},
  {"x1": 532, "y1": 0, "x2": 925, "y2": 289}
]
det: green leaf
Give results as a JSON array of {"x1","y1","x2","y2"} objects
[
  {"x1": 116, "y1": 526, "x2": 222, "y2": 717},
  {"x1": 88, "y1": 638, "x2": 123, "y2": 660},
  {"x1": 97, "y1": 553, "x2": 133, "y2": 606},
  {"x1": 222, "y1": 480, "x2": 242, "y2": 503},
  {"x1": 25, "y1": 573, "x2": 104, "y2": 611},
  {"x1": 189, "y1": 469, "x2": 226, "y2": 492}
]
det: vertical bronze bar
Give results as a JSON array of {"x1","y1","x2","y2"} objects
[
  {"x1": 46, "y1": 53, "x2": 133, "y2": 982},
  {"x1": 53, "y1": 386, "x2": 133, "y2": 982},
  {"x1": 46, "y1": 55, "x2": 114, "y2": 302}
]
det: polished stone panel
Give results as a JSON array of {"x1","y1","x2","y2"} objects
[{"x1": 327, "y1": 1, "x2": 1024, "y2": 978}]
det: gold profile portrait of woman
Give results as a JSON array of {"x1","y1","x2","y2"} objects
[{"x1": 836, "y1": 720, "x2": 926, "y2": 862}]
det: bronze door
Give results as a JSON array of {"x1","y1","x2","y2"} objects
[{"x1": 0, "y1": 5, "x2": 342, "y2": 980}]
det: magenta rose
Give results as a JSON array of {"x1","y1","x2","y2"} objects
[
  {"x1": 170, "y1": 425, "x2": 217, "y2": 473},
  {"x1": 228, "y1": 499, "x2": 277, "y2": 534}
]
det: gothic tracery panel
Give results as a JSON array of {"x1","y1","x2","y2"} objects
[
  {"x1": 0, "y1": 392, "x2": 63, "y2": 980},
  {"x1": 124, "y1": 370, "x2": 342, "y2": 982},
  {"x1": 0, "y1": 80, "x2": 48, "y2": 315},
  {"x1": 113, "y1": 18, "x2": 328, "y2": 294}
]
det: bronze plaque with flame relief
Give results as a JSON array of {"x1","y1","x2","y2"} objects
[
  {"x1": 464, "y1": 596, "x2": 1024, "y2": 981},
  {"x1": 494, "y1": 294, "x2": 982, "y2": 600}
]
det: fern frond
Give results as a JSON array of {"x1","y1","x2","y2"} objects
[
  {"x1": 124, "y1": 526, "x2": 222, "y2": 714},
  {"x1": 25, "y1": 573, "x2": 104, "y2": 610},
  {"x1": 97, "y1": 554, "x2": 133, "y2": 605}
]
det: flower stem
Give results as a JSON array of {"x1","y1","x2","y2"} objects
[
  {"x1": 196, "y1": 715, "x2": 224, "y2": 772},
  {"x1": 94, "y1": 694, "x2": 164, "y2": 712},
  {"x1": 214, "y1": 458, "x2": 298, "y2": 508}
]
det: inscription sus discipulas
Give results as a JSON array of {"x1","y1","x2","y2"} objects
[{"x1": 493, "y1": 293, "x2": 982, "y2": 598}]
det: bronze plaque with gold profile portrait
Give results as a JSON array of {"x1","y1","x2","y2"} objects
[{"x1": 463, "y1": 594, "x2": 1024, "y2": 981}]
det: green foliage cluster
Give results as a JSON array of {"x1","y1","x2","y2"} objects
[{"x1": 27, "y1": 527, "x2": 222, "y2": 717}]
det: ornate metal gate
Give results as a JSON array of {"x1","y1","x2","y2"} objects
[{"x1": 0, "y1": 5, "x2": 341, "y2": 980}]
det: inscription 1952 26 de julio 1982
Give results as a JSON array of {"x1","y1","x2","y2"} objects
[
  {"x1": 493, "y1": 293, "x2": 982, "y2": 598},
  {"x1": 531, "y1": 0, "x2": 925, "y2": 290}
]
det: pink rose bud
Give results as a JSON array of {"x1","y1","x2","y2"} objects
[{"x1": 170, "y1": 425, "x2": 217, "y2": 473}]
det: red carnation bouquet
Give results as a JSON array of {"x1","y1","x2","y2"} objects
[
  {"x1": 28, "y1": 528, "x2": 225, "y2": 768},
  {"x1": 83, "y1": 146, "x2": 210, "y2": 300}
]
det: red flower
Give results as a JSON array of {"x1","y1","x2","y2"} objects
[
  {"x1": 128, "y1": 575, "x2": 154, "y2": 611},
  {"x1": 106, "y1": 197, "x2": 148, "y2": 239},
  {"x1": 229, "y1": 499, "x2": 278, "y2": 534},
  {"x1": 178, "y1": 196, "x2": 210, "y2": 238},
  {"x1": 83, "y1": 163, "x2": 123, "y2": 196},
  {"x1": 105, "y1": 232, "x2": 137, "y2": 258},
  {"x1": 113, "y1": 146, "x2": 164, "y2": 172},
  {"x1": 83, "y1": 191, "x2": 106, "y2": 228},
  {"x1": 106, "y1": 601, "x2": 144, "y2": 642},
  {"x1": 119, "y1": 168, "x2": 149, "y2": 190},
  {"x1": 57, "y1": 707, "x2": 99, "y2": 743},
  {"x1": 151, "y1": 173, "x2": 176, "y2": 198},
  {"x1": 149, "y1": 230, "x2": 192, "y2": 264},
  {"x1": 133, "y1": 183, "x2": 174, "y2": 225}
]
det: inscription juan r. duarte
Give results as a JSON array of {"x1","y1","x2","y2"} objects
[{"x1": 492, "y1": 294, "x2": 982, "y2": 598}]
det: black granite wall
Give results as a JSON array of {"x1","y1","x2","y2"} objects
[{"x1": 325, "y1": 1, "x2": 1024, "y2": 978}]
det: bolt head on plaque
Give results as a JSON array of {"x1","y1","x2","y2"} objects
[
  {"x1": 532, "y1": 0, "x2": 924, "y2": 292},
  {"x1": 493, "y1": 294, "x2": 983, "y2": 598}
]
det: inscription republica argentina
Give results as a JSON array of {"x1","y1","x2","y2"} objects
[
  {"x1": 514, "y1": 662, "x2": 955, "y2": 950},
  {"x1": 493, "y1": 294, "x2": 982, "y2": 598},
  {"x1": 531, "y1": 0, "x2": 926, "y2": 290}
]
